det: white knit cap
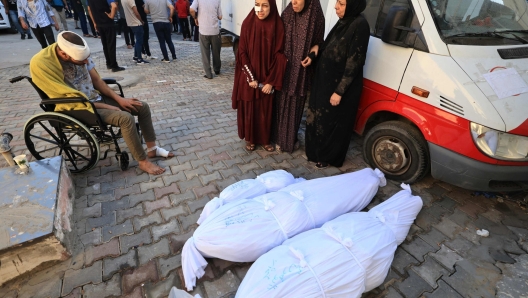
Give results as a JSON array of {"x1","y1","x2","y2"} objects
[{"x1": 57, "y1": 31, "x2": 91, "y2": 61}]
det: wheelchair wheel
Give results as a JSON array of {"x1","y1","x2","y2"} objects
[
  {"x1": 24, "y1": 113, "x2": 100, "y2": 173},
  {"x1": 116, "y1": 151, "x2": 129, "y2": 171}
]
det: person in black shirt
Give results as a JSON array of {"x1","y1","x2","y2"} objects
[{"x1": 87, "y1": 0, "x2": 125, "y2": 71}]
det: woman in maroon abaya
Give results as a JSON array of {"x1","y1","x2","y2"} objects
[
  {"x1": 271, "y1": 0, "x2": 325, "y2": 153},
  {"x1": 231, "y1": 0, "x2": 287, "y2": 152}
]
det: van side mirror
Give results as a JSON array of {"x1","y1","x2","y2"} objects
[{"x1": 381, "y1": 5, "x2": 414, "y2": 47}]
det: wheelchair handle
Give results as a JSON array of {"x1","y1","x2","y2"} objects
[{"x1": 9, "y1": 76, "x2": 29, "y2": 84}]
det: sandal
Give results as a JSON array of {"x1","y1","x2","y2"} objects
[
  {"x1": 245, "y1": 143, "x2": 256, "y2": 151},
  {"x1": 83, "y1": 34, "x2": 93, "y2": 37},
  {"x1": 147, "y1": 146, "x2": 173, "y2": 158},
  {"x1": 315, "y1": 162, "x2": 328, "y2": 169},
  {"x1": 263, "y1": 144, "x2": 275, "y2": 152}
]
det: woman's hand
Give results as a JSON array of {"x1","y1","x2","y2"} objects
[
  {"x1": 301, "y1": 44, "x2": 319, "y2": 67},
  {"x1": 330, "y1": 93, "x2": 341, "y2": 106},
  {"x1": 301, "y1": 56, "x2": 312, "y2": 68},
  {"x1": 248, "y1": 80, "x2": 258, "y2": 88},
  {"x1": 310, "y1": 44, "x2": 319, "y2": 56},
  {"x1": 261, "y1": 84, "x2": 273, "y2": 94}
]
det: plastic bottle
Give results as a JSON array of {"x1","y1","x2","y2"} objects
[{"x1": 258, "y1": 83, "x2": 274, "y2": 94}]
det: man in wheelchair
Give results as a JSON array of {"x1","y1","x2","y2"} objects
[{"x1": 29, "y1": 31, "x2": 174, "y2": 175}]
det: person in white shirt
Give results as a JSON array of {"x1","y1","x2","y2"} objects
[
  {"x1": 17, "y1": 0, "x2": 60, "y2": 48},
  {"x1": 190, "y1": 0, "x2": 221, "y2": 79}
]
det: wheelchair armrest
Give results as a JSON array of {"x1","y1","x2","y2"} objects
[
  {"x1": 102, "y1": 78, "x2": 118, "y2": 84},
  {"x1": 41, "y1": 97, "x2": 89, "y2": 105},
  {"x1": 102, "y1": 78, "x2": 124, "y2": 97}
]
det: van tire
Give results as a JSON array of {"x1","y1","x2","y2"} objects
[{"x1": 363, "y1": 121, "x2": 429, "y2": 184}]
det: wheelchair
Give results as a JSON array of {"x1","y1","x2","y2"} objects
[{"x1": 9, "y1": 75, "x2": 140, "y2": 174}]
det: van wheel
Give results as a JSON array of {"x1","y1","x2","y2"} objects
[
  {"x1": 233, "y1": 39, "x2": 239, "y2": 58},
  {"x1": 363, "y1": 121, "x2": 429, "y2": 183}
]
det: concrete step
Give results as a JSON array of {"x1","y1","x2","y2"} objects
[{"x1": 0, "y1": 156, "x2": 75, "y2": 286}]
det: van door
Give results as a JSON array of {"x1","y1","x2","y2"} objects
[{"x1": 356, "y1": 0, "x2": 425, "y2": 127}]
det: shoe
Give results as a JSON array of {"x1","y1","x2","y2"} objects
[
  {"x1": 117, "y1": 34, "x2": 122, "y2": 38},
  {"x1": 214, "y1": 70, "x2": 220, "y2": 75},
  {"x1": 111, "y1": 66, "x2": 126, "y2": 72},
  {"x1": 136, "y1": 59, "x2": 150, "y2": 64},
  {"x1": 203, "y1": 75, "x2": 212, "y2": 79},
  {"x1": 161, "y1": 58, "x2": 170, "y2": 63},
  {"x1": 132, "y1": 57, "x2": 139, "y2": 62},
  {"x1": 21, "y1": 33, "x2": 25, "y2": 40},
  {"x1": 127, "y1": 45, "x2": 133, "y2": 49},
  {"x1": 148, "y1": 55, "x2": 157, "y2": 59},
  {"x1": 172, "y1": 56, "x2": 177, "y2": 60},
  {"x1": 75, "y1": 26, "x2": 81, "y2": 29},
  {"x1": 315, "y1": 162, "x2": 329, "y2": 169},
  {"x1": 27, "y1": 35, "x2": 33, "y2": 39},
  {"x1": 106, "y1": 65, "x2": 111, "y2": 69}
]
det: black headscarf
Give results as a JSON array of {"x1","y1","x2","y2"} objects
[
  {"x1": 343, "y1": 0, "x2": 366, "y2": 19},
  {"x1": 320, "y1": 0, "x2": 366, "y2": 51},
  {"x1": 299, "y1": 0, "x2": 312, "y2": 13}
]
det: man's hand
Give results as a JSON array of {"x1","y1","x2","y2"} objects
[
  {"x1": 330, "y1": 93, "x2": 341, "y2": 106},
  {"x1": 261, "y1": 84, "x2": 273, "y2": 94},
  {"x1": 168, "y1": 16, "x2": 172, "y2": 23},
  {"x1": 248, "y1": 80, "x2": 258, "y2": 89},
  {"x1": 118, "y1": 97, "x2": 143, "y2": 113},
  {"x1": 194, "y1": 18, "x2": 198, "y2": 26},
  {"x1": 51, "y1": 15, "x2": 60, "y2": 30},
  {"x1": 20, "y1": 19, "x2": 29, "y2": 30}
]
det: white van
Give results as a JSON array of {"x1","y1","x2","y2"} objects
[
  {"x1": 0, "y1": 1, "x2": 13, "y2": 30},
  {"x1": 221, "y1": 0, "x2": 528, "y2": 192}
]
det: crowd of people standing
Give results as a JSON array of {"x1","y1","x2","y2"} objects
[{"x1": 2, "y1": 0, "x2": 199, "y2": 68}]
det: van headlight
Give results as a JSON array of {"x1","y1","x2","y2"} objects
[{"x1": 470, "y1": 122, "x2": 528, "y2": 161}]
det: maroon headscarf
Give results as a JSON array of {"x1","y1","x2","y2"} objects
[
  {"x1": 232, "y1": 0, "x2": 287, "y2": 107},
  {"x1": 281, "y1": 0, "x2": 325, "y2": 97}
]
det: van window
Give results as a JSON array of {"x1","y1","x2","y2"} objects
[
  {"x1": 428, "y1": 0, "x2": 528, "y2": 45},
  {"x1": 376, "y1": 0, "x2": 412, "y2": 36},
  {"x1": 374, "y1": 0, "x2": 428, "y2": 51},
  {"x1": 364, "y1": 0, "x2": 382, "y2": 35}
]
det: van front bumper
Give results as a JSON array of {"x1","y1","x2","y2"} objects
[{"x1": 429, "y1": 143, "x2": 528, "y2": 192}]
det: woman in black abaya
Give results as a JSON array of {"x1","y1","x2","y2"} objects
[{"x1": 305, "y1": 0, "x2": 370, "y2": 168}]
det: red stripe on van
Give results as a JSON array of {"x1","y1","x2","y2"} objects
[
  {"x1": 508, "y1": 118, "x2": 528, "y2": 136},
  {"x1": 355, "y1": 79, "x2": 528, "y2": 166}
]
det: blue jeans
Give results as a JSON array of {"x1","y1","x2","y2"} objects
[
  {"x1": 153, "y1": 22, "x2": 176, "y2": 60},
  {"x1": 8, "y1": 10, "x2": 31, "y2": 36},
  {"x1": 130, "y1": 25, "x2": 144, "y2": 60}
]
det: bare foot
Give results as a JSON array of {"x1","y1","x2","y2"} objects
[{"x1": 138, "y1": 159, "x2": 166, "y2": 175}]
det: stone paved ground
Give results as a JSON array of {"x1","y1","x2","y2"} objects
[{"x1": 1, "y1": 33, "x2": 528, "y2": 298}]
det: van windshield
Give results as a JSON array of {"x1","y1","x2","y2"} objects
[{"x1": 428, "y1": 0, "x2": 528, "y2": 45}]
